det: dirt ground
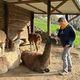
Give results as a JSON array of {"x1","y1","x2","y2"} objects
[{"x1": 0, "y1": 43, "x2": 80, "y2": 80}]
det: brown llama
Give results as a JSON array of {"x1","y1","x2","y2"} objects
[
  {"x1": 21, "y1": 36, "x2": 51, "y2": 73},
  {"x1": 27, "y1": 26, "x2": 42, "y2": 52}
]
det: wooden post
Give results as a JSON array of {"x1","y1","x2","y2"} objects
[
  {"x1": 3, "y1": 1, "x2": 9, "y2": 36},
  {"x1": 47, "y1": 0, "x2": 51, "y2": 36},
  {"x1": 65, "y1": 14, "x2": 68, "y2": 21},
  {"x1": 30, "y1": 12, "x2": 34, "y2": 33},
  {"x1": 47, "y1": 0, "x2": 51, "y2": 66},
  {"x1": 3, "y1": 1, "x2": 9, "y2": 49}
]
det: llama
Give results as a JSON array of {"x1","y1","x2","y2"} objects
[
  {"x1": 0, "y1": 30, "x2": 23, "y2": 74},
  {"x1": 0, "y1": 30, "x2": 6, "y2": 56},
  {"x1": 10, "y1": 30, "x2": 23, "y2": 51},
  {"x1": 0, "y1": 45, "x2": 21, "y2": 74},
  {"x1": 27, "y1": 26, "x2": 42, "y2": 52},
  {"x1": 21, "y1": 36, "x2": 52, "y2": 73}
]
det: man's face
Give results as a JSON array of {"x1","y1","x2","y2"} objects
[{"x1": 59, "y1": 20, "x2": 65, "y2": 27}]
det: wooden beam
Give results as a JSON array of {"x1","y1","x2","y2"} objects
[
  {"x1": 50, "y1": 0, "x2": 63, "y2": 1},
  {"x1": 30, "y1": 12, "x2": 34, "y2": 33},
  {"x1": 8, "y1": 0, "x2": 63, "y2": 4},
  {"x1": 8, "y1": 0, "x2": 42, "y2": 4},
  {"x1": 72, "y1": 0, "x2": 80, "y2": 12},
  {"x1": 18, "y1": 0, "x2": 22, "y2": 1},
  {"x1": 51, "y1": 5, "x2": 62, "y2": 14},
  {"x1": 69, "y1": 15, "x2": 80, "y2": 22},
  {"x1": 51, "y1": 0, "x2": 68, "y2": 13},
  {"x1": 3, "y1": 1, "x2": 9, "y2": 36},
  {"x1": 47, "y1": 0, "x2": 51, "y2": 36},
  {"x1": 34, "y1": 12, "x2": 80, "y2": 15},
  {"x1": 43, "y1": 1, "x2": 62, "y2": 14},
  {"x1": 25, "y1": 3, "x2": 46, "y2": 13}
]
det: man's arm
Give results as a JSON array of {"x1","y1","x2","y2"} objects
[{"x1": 65, "y1": 27, "x2": 76, "y2": 48}]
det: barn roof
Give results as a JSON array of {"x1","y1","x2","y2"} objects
[{"x1": 5, "y1": 0, "x2": 80, "y2": 14}]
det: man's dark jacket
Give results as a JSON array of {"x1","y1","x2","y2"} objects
[{"x1": 58, "y1": 24, "x2": 76, "y2": 47}]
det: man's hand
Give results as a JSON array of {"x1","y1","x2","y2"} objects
[
  {"x1": 65, "y1": 45, "x2": 70, "y2": 48},
  {"x1": 51, "y1": 36, "x2": 59, "y2": 40},
  {"x1": 51, "y1": 36, "x2": 60, "y2": 44}
]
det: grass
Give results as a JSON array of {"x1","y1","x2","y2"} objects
[
  {"x1": 34, "y1": 18, "x2": 59, "y2": 32},
  {"x1": 75, "y1": 31, "x2": 80, "y2": 47},
  {"x1": 34, "y1": 18, "x2": 80, "y2": 48}
]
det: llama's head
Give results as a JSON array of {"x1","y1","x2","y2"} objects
[
  {"x1": 36, "y1": 35, "x2": 42, "y2": 45},
  {"x1": 17, "y1": 30, "x2": 23, "y2": 34}
]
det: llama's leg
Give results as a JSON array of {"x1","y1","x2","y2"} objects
[
  {"x1": 1, "y1": 43, "x2": 5, "y2": 55},
  {"x1": 33, "y1": 42, "x2": 36, "y2": 51},
  {"x1": 38, "y1": 41, "x2": 41, "y2": 49},
  {"x1": 35, "y1": 42, "x2": 38, "y2": 52},
  {"x1": 30, "y1": 42, "x2": 32, "y2": 52}
]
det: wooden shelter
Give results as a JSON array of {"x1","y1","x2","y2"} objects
[
  {"x1": 6, "y1": 0, "x2": 80, "y2": 14},
  {"x1": 1, "y1": 0, "x2": 80, "y2": 39}
]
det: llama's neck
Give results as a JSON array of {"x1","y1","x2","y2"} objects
[
  {"x1": 17, "y1": 33, "x2": 20, "y2": 39},
  {"x1": 41, "y1": 36, "x2": 52, "y2": 62},
  {"x1": 27, "y1": 26, "x2": 31, "y2": 39},
  {"x1": 14, "y1": 33, "x2": 20, "y2": 42},
  {"x1": 27, "y1": 26, "x2": 31, "y2": 34}
]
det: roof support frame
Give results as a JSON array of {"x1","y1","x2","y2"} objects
[
  {"x1": 51, "y1": 0, "x2": 68, "y2": 13},
  {"x1": 72, "y1": 0, "x2": 80, "y2": 12},
  {"x1": 50, "y1": 6, "x2": 62, "y2": 14},
  {"x1": 7, "y1": 0, "x2": 80, "y2": 14},
  {"x1": 25, "y1": 3, "x2": 46, "y2": 13},
  {"x1": 69, "y1": 15, "x2": 80, "y2": 22},
  {"x1": 42, "y1": 1, "x2": 62, "y2": 14}
]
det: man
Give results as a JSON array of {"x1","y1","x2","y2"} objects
[{"x1": 56, "y1": 17, "x2": 76, "y2": 75}]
